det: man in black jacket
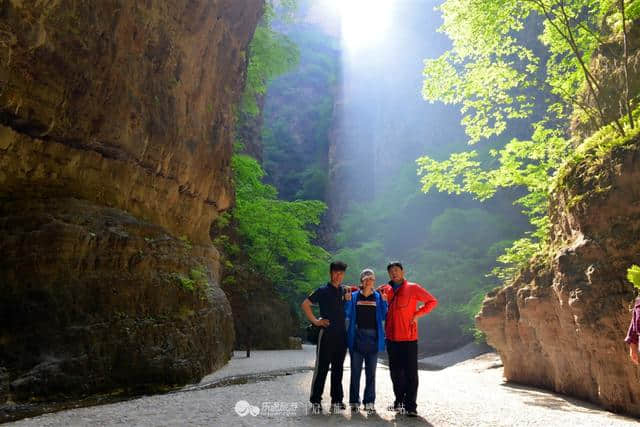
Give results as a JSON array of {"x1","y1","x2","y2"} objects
[{"x1": 301, "y1": 261, "x2": 351, "y2": 414}]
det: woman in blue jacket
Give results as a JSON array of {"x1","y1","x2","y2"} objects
[{"x1": 345, "y1": 268, "x2": 388, "y2": 412}]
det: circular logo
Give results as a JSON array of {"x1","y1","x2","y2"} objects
[
  {"x1": 235, "y1": 400, "x2": 251, "y2": 416},
  {"x1": 235, "y1": 400, "x2": 260, "y2": 417}
]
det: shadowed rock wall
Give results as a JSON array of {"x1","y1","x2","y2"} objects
[{"x1": 0, "y1": 0, "x2": 262, "y2": 409}]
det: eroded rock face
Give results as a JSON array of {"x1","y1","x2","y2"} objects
[
  {"x1": 0, "y1": 0, "x2": 262, "y2": 410},
  {"x1": 1, "y1": 198, "x2": 234, "y2": 397},
  {"x1": 0, "y1": 0, "x2": 265, "y2": 244},
  {"x1": 477, "y1": 138, "x2": 640, "y2": 415}
]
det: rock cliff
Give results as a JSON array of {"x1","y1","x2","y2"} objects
[
  {"x1": 0, "y1": 0, "x2": 262, "y2": 412},
  {"x1": 477, "y1": 136, "x2": 640, "y2": 415}
]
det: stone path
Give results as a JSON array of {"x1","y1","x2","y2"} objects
[{"x1": 9, "y1": 346, "x2": 639, "y2": 426}]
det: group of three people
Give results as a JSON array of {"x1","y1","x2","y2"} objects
[{"x1": 301, "y1": 260, "x2": 438, "y2": 417}]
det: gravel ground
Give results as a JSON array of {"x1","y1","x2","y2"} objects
[
  {"x1": 199, "y1": 348, "x2": 316, "y2": 383},
  {"x1": 418, "y1": 342, "x2": 491, "y2": 370},
  {"x1": 8, "y1": 346, "x2": 638, "y2": 426}
]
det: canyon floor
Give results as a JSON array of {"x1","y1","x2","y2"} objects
[{"x1": 8, "y1": 345, "x2": 638, "y2": 426}]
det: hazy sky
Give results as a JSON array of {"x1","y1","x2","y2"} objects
[{"x1": 305, "y1": 0, "x2": 467, "y2": 205}]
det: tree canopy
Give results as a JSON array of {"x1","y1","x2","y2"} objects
[
  {"x1": 240, "y1": 0, "x2": 300, "y2": 116},
  {"x1": 419, "y1": 0, "x2": 640, "y2": 279},
  {"x1": 216, "y1": 154, "x2": 329, "y2": 295}
]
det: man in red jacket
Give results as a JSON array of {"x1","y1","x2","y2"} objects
[{"x1": 378, "y1": 261, "x2": 437, "y2": 417}]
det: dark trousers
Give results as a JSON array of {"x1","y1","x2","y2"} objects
[
  {"x1": 310, "y1": 329, "x2": 347, "y2": 404},
  {"x1": 386, "y1": 339, "x2": 418, "y2": 412}
]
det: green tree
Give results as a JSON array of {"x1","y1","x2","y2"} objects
[
  {"x1": 241, "y1": 0, "x2": 300, "y2": 116},
  {"x1": 214, "y1": 154, "x2": 329, "y2": 355},
  {"x1": 228, "y1": 154, "x2": 329, "y2": 288},
  {"x1": 419, "y1": 0, "x2": 640, "y2": 279}
]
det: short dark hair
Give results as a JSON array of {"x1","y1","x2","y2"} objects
[
  {"x1": 330, "y1": 261, "x2": 348, "y2": 272},
  {"x1": 386, "y1": 261, "x2": 403, "y2": 271}
]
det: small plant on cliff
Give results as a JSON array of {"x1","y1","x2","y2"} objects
[
  {"x1": 179, "y1": 235, "x2": 193, "y2": 251},
  {"x1": 174, "y1": 265, "x2": 208, "y2": 293},
  {"x1": 628, "y1": 265, "x2": 640, "y2": 290}
]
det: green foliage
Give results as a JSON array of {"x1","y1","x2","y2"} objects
[
  {"x1": 174, "y1": 265, "x2": 208, "y2": 292},
  {"x1": 240, "y1": 1, "x2": 300, "y2": 116},
  {"x1": 428, "y1": 208, "x2": 520, "y2": 251},
  {"x1": 334, "y1": 241, "x2": 387, "y2": 285},
  {"x1": 334, "y1": 162, "x2": 526, "y2": 337},
  {"x1": 554, "y1": 105, "x2": 640, "y2": 188},
  {"x1": 628, "y1": 0, "x2": 640, "y2": 18},
  {"x1": 419, "y1": 0, "x2": 640, "y2": 281},
  {"x1": 179, "y1": 235, "x2": 193, "y2": 251},
  {"x1": 628, "y1": 265, "x2": 640, "y2": 290},
  {"x1": 230, "y1": 154, "x2": 329, "y2": 290},
  {"x1": 176, "y1": 274, "x2": 194, "y2": 291},
  {"x1": 491, "y1": 237, "x2": 542, "y2": 281},
  {"x1": 424, "y1": 0, "x2": 636, "y2": 138},
  {"x1": 417, "y1": 124, "x2": 569, "y2": 278}
]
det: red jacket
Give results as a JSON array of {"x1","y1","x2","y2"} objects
[{"x1": 379, "y1": 280, "x2": 437, "y2": 342}]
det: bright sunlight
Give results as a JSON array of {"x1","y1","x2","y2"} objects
[{"x1": 323, "y1": 0, "x2": 395, "y2": 50}]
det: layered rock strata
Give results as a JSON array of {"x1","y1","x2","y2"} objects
[{"x1": 0, "y1": 0, "x2": 262, "y2": 409}]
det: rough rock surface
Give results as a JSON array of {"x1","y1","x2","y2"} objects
[
  {"x1": 223, "y1": 278, "x2": 301, "y2": 351},
  {"x1": 477, "y1": 137, "x2": 640, "y2": 416},
  {"x1": 0, "y1": 0, "x2": 262, "y2": 409},
  {"x1": 570, "y1": 24, "x2": 640, "y2": 139}
]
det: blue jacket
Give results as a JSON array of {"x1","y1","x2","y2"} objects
[{"x1": 345, "y1": 290, "x2": 388, "y2": 352}]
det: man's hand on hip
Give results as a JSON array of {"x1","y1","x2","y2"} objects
[{"x1": 315, "y1": 318, "x2": 330, "y2": 328}]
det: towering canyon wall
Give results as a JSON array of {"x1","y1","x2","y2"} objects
[
  {"x1": 477, "y1": 137, "x2": 640, "y2": 415},
  {"x1": 0, "y1": 0, "x2": 262, "y2": 408},
  {"x1": 476, "y1": 23, "x2": 640, "y2": 416}
]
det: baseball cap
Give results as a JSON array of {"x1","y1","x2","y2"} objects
[{"x1": 360, "y1": 268, "x2": 376, "y2": 282}]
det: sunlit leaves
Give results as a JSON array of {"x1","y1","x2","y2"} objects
[
  {"x1": 628, "y1": 265, "x2": 640, "y2": 289},
  {"x1": 231, "y1": 155, "x2": 329, "y2": 288},
  {"x1": 423, "y1": 54, "x2": 463, "y2": 104},
  {"x1": 627, "y1": 0, "x2": 640, "y2": 19},
  {"x1": 416, "y1": 123, "x2": 570, "y2": 279},
  {"x1": 418, "y1": 0, "x2": 637, "y2": 280},
  {"x1": 423, "y1": 47, "x2": 536, "y2": 143},
  {"x1": 491, "y1": 237, "x2": 542, "y2": 280}
]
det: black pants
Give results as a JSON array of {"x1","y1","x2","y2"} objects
[
  {"x1": 310, "y1": 329, "x2": 347, "y2": 404},
  {"x1": 386, "y1": 339, "x2": 418, "y2": 412}
]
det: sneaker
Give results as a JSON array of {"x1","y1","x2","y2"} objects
[
  {"x1": 406, "y1": 409, "x2": 418, "y2": 417},
  {"x1": 310, "y1": 403, "x2": 323, "y2": 414},
  {"x1": 364, "y1": 403, "x2": 376, "y2": 413},
  {"x1": 388, "y1": 403, "x2": 405, "y2": 413},
  {"x1": 331, "y1": 402, "x2": 346, "y2": 412}
]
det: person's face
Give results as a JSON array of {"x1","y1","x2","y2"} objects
[
  {"x1": 361, "y1": 277, "x2": 375, "y2": 290},
  {"x1": 388, "y1": 266, "x2": 404, "y2": 283},
  {"x1": 330, "y1": 270, "x2": 345, "y2": 284}
]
